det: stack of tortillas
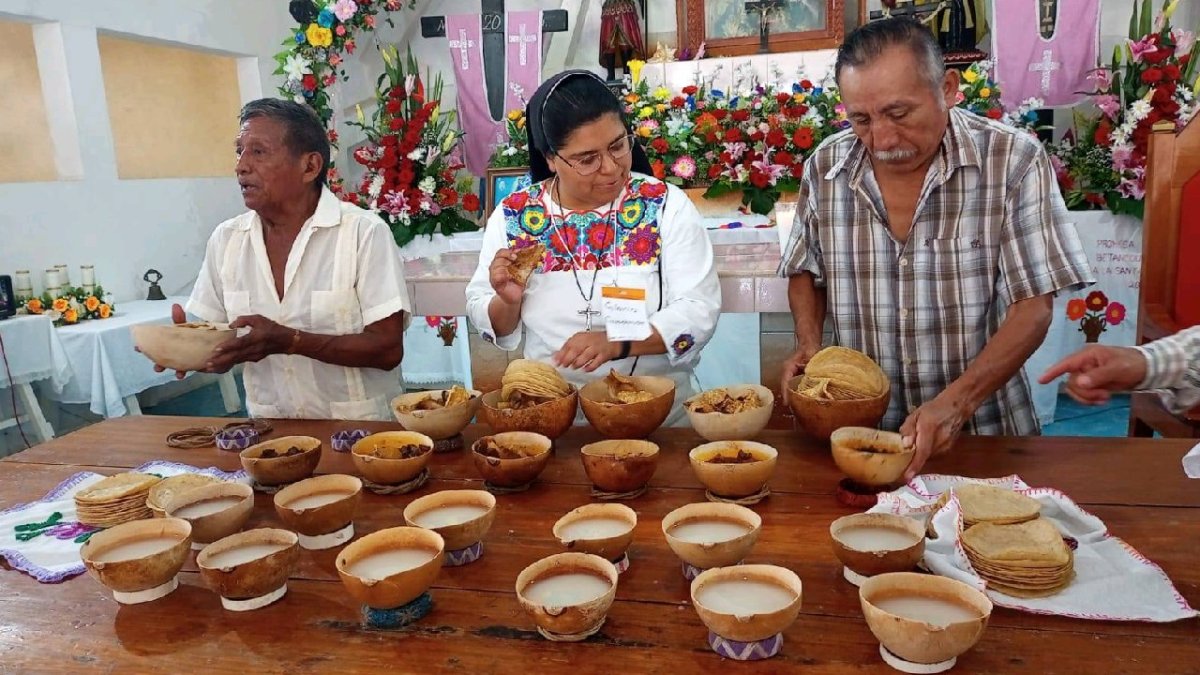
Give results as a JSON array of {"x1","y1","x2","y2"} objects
[
  {"x1": 795, "y1": 346, "x2": 889, "y2": 401},
  {"x1": 75, "y1": 472, "x2": 161, "y2": 527},
  {"x1": 951, "y1": 483, "x2": 1074, "y2": 598},
  {"x1": 501, "y1": 359, "x2": 571, "y2": 404},
  {"x1": 146, "y1": 474, "x2": 220, "y2": 517}
]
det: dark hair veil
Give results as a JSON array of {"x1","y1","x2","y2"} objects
[{"x1": 525, "y1": 70, "x2": 653, "y2": 183}]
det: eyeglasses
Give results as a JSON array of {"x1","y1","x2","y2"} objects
[{"x1": 553, "y1": 134, "x2": 634, "y2": 176}]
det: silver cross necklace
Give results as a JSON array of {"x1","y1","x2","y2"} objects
[{"x1": 548, "y1": 177, "x2": 623, "y2": 330}]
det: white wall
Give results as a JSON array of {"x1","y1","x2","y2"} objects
[{"x1": 0, "y1": 0, "x2": 293, "y2": 302}]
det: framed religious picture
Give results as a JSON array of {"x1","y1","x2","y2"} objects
[
  {"x1": 675, "y1": 0, "x2": 845, "y2": 57},
  {"x1": 484, "y1": 166, "x2": 532, "y2": 212}
]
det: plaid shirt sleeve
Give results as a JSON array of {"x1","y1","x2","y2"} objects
[
  {"x1": 997, "y1": 143, "x2": 1094, "y2": 303},
  {"x1": 1135, "y1": 326, "x2": 1200, "y2": 414},
  {"x1": 776, "y1": 161, "x2": 825, "y2": 285}
]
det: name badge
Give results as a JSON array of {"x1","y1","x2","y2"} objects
[{"x1": 601, "y1": 284, "x2": 651, "y2": 341}]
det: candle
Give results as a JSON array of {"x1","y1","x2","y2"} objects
[
  {"x1": 44, "y1": 268, "x2": 62, "y2": 293},
  {"x1": 55, "y1": 264, "x2": 70, "y2": 287},
  {"x1": 80, "y1": 265, "x2": 95, "y2": 287},
  {"x1": 14, "y1": 270, "x2": 32, "y2": 301}
]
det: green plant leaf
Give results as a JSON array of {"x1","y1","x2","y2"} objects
[
  {"x1": 1129, "y1": 0, "x2": 1141, "y2": 40},
  {"x1": 1140, "y1": 0, "x2": 1153, "y2": 38}
]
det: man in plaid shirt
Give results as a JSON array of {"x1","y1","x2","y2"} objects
[
  {"x1": 778, "y1": 18, "x2": 1092, "y2": 478},
  {"x1": 1040, "y1": 327, "x2": 1200, "y2": 415}
]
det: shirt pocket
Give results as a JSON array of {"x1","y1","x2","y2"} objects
[
  {"x1": 223, "y1": 290, "x2": 251, "y2": 322},
  {"x1": 329, "y1": 397, "x2": 387, "y2": 421},
  {"x1": 311, "y1": 289, "x2": 364, "y2": 335},
  {"x1": 917, "y1": 237, "x2": 994, "y2": 331}
]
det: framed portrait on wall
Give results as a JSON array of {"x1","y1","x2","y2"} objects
[
  {"x1": 675, "y1": 0, "x2": 845, "y2": 57},
  {"x1": 484, "y1": 166, "x2": 532, "y2": 213}
]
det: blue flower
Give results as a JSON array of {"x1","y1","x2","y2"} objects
[
  {"x1": 812, "y1": 87, "x2": 823, "y2": 95},
  {"x1": 295, "y1": 31, "x2": 306, "y2": 44},
  {"x1": 710, "y1": 89, "x2": 725, "y2": 99},
  {"x1": 792, "y1": 83, "x2": 802, "y2": 93},
  {"x1": 317, "y1": 8, "x2": 335, "y2": 28},
  {"x1": 685, "y1": 94, "x2": 696, "y2": 110}
]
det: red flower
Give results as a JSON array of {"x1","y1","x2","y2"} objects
[
  {"x1": 503, "y1": 191, "x2": 529, "y2": 210},
  {"x1": 1160, "y1": 100, "x2": 1181, "y2": 116},
  {"x1": 322, "y1": 74, "x2": 336, "y2": 87},
  {"x1": 1143, "y1": 47, "x2": 1170, "y2": 64},
  {"x1": 792, "y1": 127, "x2": 814, "y2": 149},
  {"x1": 397, "y1": 167, "x2": 416, "y2": 186},
  {"x1": 437, "y1": 187, "x2": 459, "y2": 207},
  {"x1": 386, "y1": 100, "x2": 402, "y2": 114},
  {"x1": 711, "y1": 109, "x2": 727, "y2": 121},
  {"x1": 345, "y1": 39, "x2": 356, "y2": 54},
  {"x1": 724, "y1": 128, "x2": 743, "y2": 143},
  {"x1": 651, "y1": 138, "x2": 669, "y2": 153},
  {"x1": 462, "y1": 193, "x2": 480, "y2": 211},
  {"x1": 750, "y1": 170, "x2": 770, "y2": 188},
  {"x1": 800, "y1": 79, "x2": 813, "y2": 90},
  {"x1": 389, "y1": 118, "x2": 404, "y2": 131},
  {"x1": 425, "y1": 316, "x2": 442, "y2": 328},
  {"x1": 1094, "y1": 119, "x2": 1111, "y2": 146},
  {"x1": 1142, "y1": 68, "x2": 1164, "y2": 85},
  {"x1": 651, "y1": 159, "x2": 666, "y2": 180},
  {"x1": 986, "y1": 107, "x2": 1003, "y2": 120},
  {"x1": 381, "y1": 134, "x2": 398, "y2": 146},
  {"x1": 682, "y1": 85, "x2": 698, "y2": 96},
  {"x1": 774, "y1": 151, "x2": 794, "y2": 166},
  {"x1": 671, "y1": 96, "x2": 686, "y2": 108},
  {"x1": 638, "y1": 182, "x2": 667, "y2": 199},
  {"x1": 775, "y1": 92, "x2": 791, "y2": 105},
  {"x1": 1085, "y1": 290, "x2": 1108, "y2": 311},
  {"x1": 707, "y1": 164, "x2": 723, "y2": 179},
  {"x1": 731, "y1": 109, "x2": 750, "y2": 122},
  {"x1": 791, "y1": 161, "x2": 805, "y2": 178},
  {"x1": 1163, "y1": 64, "x2": 1182, "y2": 81},
  {"x1": 1152, "y1": 85, "x2": 1175, "y2": 103},
  {"x1": 1105, "y1": 302, "x2": 1126, "y2": 326},
  {"x1": 302, "y1": 74, "x2": 318, "y2": 91},
  {"x1": 1066, "y1": 298, "x2": 1086, "y2": 320},
  {"x1": 327, "y1": 129, "x2": 339, "y2": 143},
  {"x1": 749, "y1": 130, "x2": 765, "y2": 143},
  {"x1": 705, "y1": 131, "x2": 719, "y2": 144}
]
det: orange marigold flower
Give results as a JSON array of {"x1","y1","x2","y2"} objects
[
  {"x1": 99, "y1": 304, "x2": 112, "y2": 319},
  {"x1": 85, "y1": 296, "x2": 100, "y2": 312},
  {"x1": 1066, "y1": 298, "x2": 1086, "y2": 321},
  {"x1": 52, "y1": 298, "x2": 69, "y2": 313},
  {"x1": 27, "y1": 298, "x2": 43, "y2": 314},
  {"x1": 64, "y1": 309, "x2": 78, "y2": 324}
]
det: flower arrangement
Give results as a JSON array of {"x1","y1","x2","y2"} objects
[
  {"x1": 489, "y1": 109, "x2": 530, "y2": 168},
  {"x1": 621, "y1": 61, "x2": 848, "y2": 215},
  {"x1": 345, "y1": 47, "x2": 480, "y2": 248},
  {"x1": 273, "y1": 0, "x2": 416, "y2": 192},
  {"x1": 1053, "y1": 0, "x2": 1199, "y2": 217},
  {"x1": 957, "y1": 60, "x2": 1005, "y2": 120},
  {"x1": 25, "y1": 287, "x2": 115, "y2": 327},
  {"x1": 1066, "y1": 290, "x2": 1126, "y2": 343}
]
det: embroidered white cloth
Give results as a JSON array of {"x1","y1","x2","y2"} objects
[
  {"x1": 869, "y1": 474, "x2": 1198, "y2": 622},
  {"x1": 0, "y1": 462, "x2": 247, "y2": 584}
]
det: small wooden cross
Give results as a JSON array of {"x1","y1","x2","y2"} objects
[{"x1": 744, "y1": 0, "x2": 787, "y2": 55}]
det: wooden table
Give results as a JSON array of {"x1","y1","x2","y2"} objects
[{"x1": 2, "y1": 417, "x2": 1198, "y2": 673}]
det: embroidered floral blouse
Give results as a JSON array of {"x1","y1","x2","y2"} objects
[{"x1": 465, "y1": 173, "x2": 721, "y2": 400}]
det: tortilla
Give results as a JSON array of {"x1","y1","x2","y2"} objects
[
  {"x1": 953, "y1": 483, "x2": 1042, "y2": 526},
  {"x1": 508, "y1": 243, "x2": 546, "y2": 286}
]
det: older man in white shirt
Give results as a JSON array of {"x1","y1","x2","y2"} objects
[{"x1": 171, "y1": 99, "x2": 410, "y2": 420}]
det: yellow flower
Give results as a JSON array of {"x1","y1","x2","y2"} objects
[
  {"x1": 516, "y1": 117, "x2": 525, "y2": 129},
  {"x1": 978, "y1": 87, "x2": 991, "y2": 98},
  {"x1": 52, "y1": 298, "x2": 68, "y2": 313},
  {"x1": 64, "y1": 309, "x2": 78, "y2": 324},
  {"x1": 99, "y1": 304, "x2": 112, "y2": 319},
  {"x1": 85, "y1": 295, "x2": 100, "y2": 312},
  {"x1": 507, "y1": 109, "x2": 523, "y2": 121},
  {"x1": 962, "y1": 69, "x2": 978, "y2": 83},
  {"x1": 655, "y1": 103, "x2": 668, "y2": 113},
  {"x1": 637, "y1": 125, "x2": 653, "y2": 138},
  {"x1": 306, "y1": 23, "x2": 333, "y2": 48},
  {"x1": 638, "y1": 106, "x2": 654, "y2": 119},
  {"x1": 627, "y1": 59, "x2": 646, "y2": 84},
  {"x1": 653, "y1": 86, "x2": 670, "y2": 101},
  {"x1": 26, "y1": 298, "x2": 43, "y2": 314},
  {"x1": 793, "y1": 93, "x2": 806, "y2": 102}
]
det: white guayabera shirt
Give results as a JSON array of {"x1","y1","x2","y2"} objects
[{"x1": 188, "y1": 188, "x2": 412, "y2": 420}]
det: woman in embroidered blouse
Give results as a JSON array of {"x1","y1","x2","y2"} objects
[{"x1": 465, "y1": 70, "x2": 721, "y2": 423}]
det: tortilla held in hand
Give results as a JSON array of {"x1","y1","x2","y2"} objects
[{"x1": 508, "y1": 243, "x2": 547, "y2": 286}]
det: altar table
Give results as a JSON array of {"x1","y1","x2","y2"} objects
[{"x1": 0, "y1": 416, "x2": 1195, "y2": 673}]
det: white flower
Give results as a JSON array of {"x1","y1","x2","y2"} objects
[
  {"x1": 368, "y1": 174, "x2": 384, "y2": 200},
  {"x1": 407, "y1": 148, "x2": 424, "y2": 160},
  {"x1": 1129, "y1": 99, "x2": 1152, "y2": 121},
  {"x1": 283, "y1": 54, "x2": 312, "y2": 81},
  {"x1": 419, "y1": 176, "x2": 437, "y2": 195},
  {"x1": 293, "y1": 94, "x2": 305, "y2": 104},
  {"x1": 503, "y1": 146, "x2": 519, "y2": 156}
]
